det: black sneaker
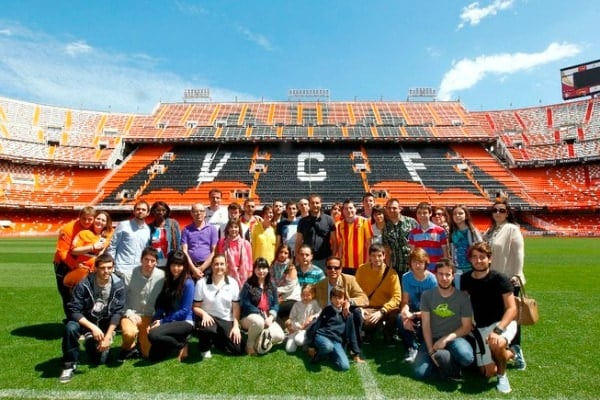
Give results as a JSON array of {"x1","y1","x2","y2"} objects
[
  {"x1": 117, "y1": 348, "x2": 140, "y2": 362},
  {"x1": 98, "y1": 349, "x2": 110, "y2": 365}
]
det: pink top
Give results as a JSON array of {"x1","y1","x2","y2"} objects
[{"x1": 217, "y1": 236, "x2": 253, "y2": 287}]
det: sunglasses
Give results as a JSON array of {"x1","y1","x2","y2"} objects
[
  {"x1": 326, "y1": 265, "x2": 342, "y2": 271},
  {"x1": 493, "y1": 208, "x2": 508, "y2": 214}
]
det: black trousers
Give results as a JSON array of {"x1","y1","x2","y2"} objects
[
  {"x1": 148, "y1": 321, "x2": 194, "y2": 361},
  {"x1": 196, "y1": 316, "x2": 242, "y2": 355},
  {"x1": 54, "y1": 262, "x2": 71, "y2": 319}
]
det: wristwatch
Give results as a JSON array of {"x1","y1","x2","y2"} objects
[{"x1": 493, "y1": 325, "x2": 505, "y2": 335}]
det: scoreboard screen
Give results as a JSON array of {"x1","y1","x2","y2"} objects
[{"x1": 561, "y1": 59, "x2": 600, "y2": 100}]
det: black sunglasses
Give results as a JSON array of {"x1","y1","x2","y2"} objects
[
  {"x1": 326, "y1": 265, "x2": 342, "y2": 270},
  {"x1": 492, "y1": 208, "x2": 508, "y2": 214}
]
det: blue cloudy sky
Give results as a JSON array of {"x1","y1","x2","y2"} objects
[{"x1": 0, "y1": 0, "x2": 597, "y2": 113}]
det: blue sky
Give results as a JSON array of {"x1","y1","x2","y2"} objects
[{"x1": 0, "y1": 0, "x2": 597, "y2": 113}]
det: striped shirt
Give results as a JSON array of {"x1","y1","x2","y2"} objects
[
  {"x1": 336, "y1": 216, "x2": 373, "y2": 270},
  {"x1": 297, "y1": 264, "x2": 326, "y2": 286},
  {"x1": 408, "y1": 222, "x2": 448, "y2": 271}
]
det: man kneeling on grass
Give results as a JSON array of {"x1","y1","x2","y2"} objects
[
  {"x1": 59, "y1": 254, "x2": 126, "y2": 383},
  {"x1": 461, "y1": 242, "x2": 518, "y2": 394},
  {"x1": 414, "y1": 259, "x2": 474, "y2": 380},
  {"x1": 306, "y1": 286, "x2": 365, "y2": 371}
]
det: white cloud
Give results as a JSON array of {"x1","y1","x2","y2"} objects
[
  {"x1": 0, "y1": 29, "x2": 11, "y2": 36},
  {"x1": 236, "y1": 25, "x2": 274, "y2": 51},
  {"x1": 426, "y1": 46, "x2": 442, "y2": 58},
  {"x1": 65, "y1": 40, "x2": 92, "y2": 56},
  {"x1": 174, "y1": 0, "x2": 207, "y2": 17},
  {"x1": 437, "y1": 42, "x2": 581, "y2": 101},
  {"x1": 458, "y1": 0, "x2": 514, "y2": 29},
  {"x1": 0, "y1": 21, "x2": 256, "y2": 113}
]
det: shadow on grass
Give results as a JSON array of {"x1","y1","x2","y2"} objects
[
  {"x1": 363, "y1": 340, "x2": 407, "y2": 376},
  {"x1": 35, "y1": 348, "x2": 125, "y2": 378},
  {"x1": 456, "y1": 369, "x2": 497, "y2": 395},
  {"x1": 299, "y1": 351, "x2": 324, "y2": 373},
  {"x1": 34, "y1": 357, "x2": 64, "y2": 379},
  {"x1": 364, "y1": 339, "x2": 497, "y2": 395},
  {"x1": 12, "y1": 322, "x2": 63, "y2": 340},
  {"x1": 413, "y1": 373, "x2": 494, "y2": 395},
  {"x1": 129, "y1": 340, "x2": 251, "y2": 367},
  {"x1": 276, "y1": 344, "x2": 325, "y2": 372}
]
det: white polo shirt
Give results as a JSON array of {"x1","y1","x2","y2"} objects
[{"x1": 194, "y1": 277, "x2": 240, "y2": 321}]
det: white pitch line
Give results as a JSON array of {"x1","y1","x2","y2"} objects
[
  {"x1": 0, "y1": 389, "x2": 367, "y2": 400},
  {"x1": 355, "y1": 361, "x2": 386, "y2": 400}
]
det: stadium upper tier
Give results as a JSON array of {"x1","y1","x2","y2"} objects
[
  {"x1": 0, "y1": 95, "x2": 599, "y2": 213},
  {"x1": 1, "y1": 96, "x2": 599, "y2": 167}
]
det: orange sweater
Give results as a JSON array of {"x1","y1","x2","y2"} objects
[
  {"x1": 355, "y1": 262, "x2": 401, "y2": 312},
  {"x1": 53, "y1": 219, "x2": 85, "y2": 270}
]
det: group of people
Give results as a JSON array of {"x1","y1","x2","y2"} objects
[
  {"x1": 397, "y1": 197, "x2": 526, "y2": 393},
  {"x1": 52, "y1": 189, "x2": 526, "y2": 394}
]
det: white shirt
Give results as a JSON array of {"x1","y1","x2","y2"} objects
[
  {"x1": 206, "y1": 206, "x2": 229, "y2": 234},
  {"x1": 194, "y1": 277, "x2": 240, "y2": 321}
]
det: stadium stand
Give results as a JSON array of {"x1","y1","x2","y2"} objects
[
  {"x1": 0, "y1": 160, "x2": 106, "y2": 208},
  {"x1": 511, "y1": 164, "x2": 600, "y2": 210},
  {"x1": 0, "y1": 96, "x2": 130, "y2": 167},
  {"x1": 1, "y1": 96, "x2": 599, "y2": 237},
  {"x1": 141, "y1": 145, "x2": 255, "y2": 205},
  {"x1": 99, "y1": 144, "x2": 173, "y2": 205},
  {"x1": 521, "y1": 212, "x2": 600, "y2": 236},
  {"x1": 475, "y1": 97, "x2": 600, "y2": 168},
  {"x1": 253, "y1": 144, "x2": 366, "y2": 205}
]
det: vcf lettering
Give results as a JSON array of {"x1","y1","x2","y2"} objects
[{"x1": 297, "y1": 152, "x2": 326, "y2": 182}]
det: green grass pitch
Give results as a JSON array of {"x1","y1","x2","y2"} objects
[{"x1": 0, "y1": 237, "x2": 598, "y2": 399}]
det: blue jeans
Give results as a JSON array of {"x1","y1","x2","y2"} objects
[
  {"x1": 396, "y1": 314, "x2": 422, "y2": 350},
  {"x1": 314, "y1": 334, "x2": 350, "y2": 371},
  {"x1": 62, "y1": 320, "x2": 110, "y2": 367},
  {"x1": 414, "y1": 337, "x2": 474, "y2": 380}
]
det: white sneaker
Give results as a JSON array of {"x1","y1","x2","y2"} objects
[
  {"x1": 404, "y1": 347, "x2": 418, "y2": 363},
  {"x1": 496, "y1": 374, "x2": 512, "y2": 394},
  {"x1": 285, "y1": 339, "x2": 298, "y2": 353},
  {"x1": 201, "y1": 350, "x2": 212, "y2": 359},
  {"x1": 59, "y1": 368, "x2": 74, "y2": 384}
]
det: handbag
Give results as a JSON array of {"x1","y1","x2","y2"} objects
[
  {"x1": 514, "y1": 276, "x2": 539, "y2": 325},
  {"x1": 255, "y1": 328, "x2": 273, "y2": 354}
]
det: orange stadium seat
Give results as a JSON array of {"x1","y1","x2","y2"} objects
[{"x1": 1, "y1": 96, "x2": 599, "y2": 237}]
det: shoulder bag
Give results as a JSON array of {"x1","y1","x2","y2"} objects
[{"x1": 514, "y1": 276, "x2": 539, "y2": 325}]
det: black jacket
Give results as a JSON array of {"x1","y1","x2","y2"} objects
[{"x1": 67, "y1": 273, "x2": 126, "y2": 326}]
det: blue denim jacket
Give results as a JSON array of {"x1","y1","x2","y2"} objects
[{"x1": 239, "y1": 282, "x2": 279, "y2": 319}]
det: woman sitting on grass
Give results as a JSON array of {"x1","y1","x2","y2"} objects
[
  {"x1": 147, "y1": 250, "x2": 194, "y2": 361},
  {"x1": 240, "y1": 257, "x2": 285, "y2": 355},
  {"x1": 193, "y1": 253, "x2": 243, "y2": 358}
]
